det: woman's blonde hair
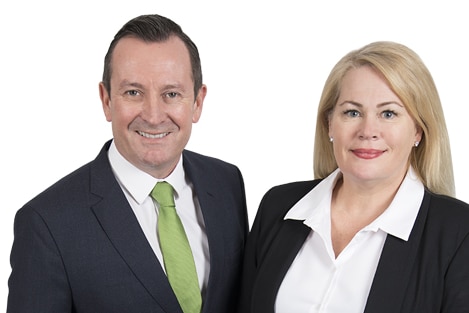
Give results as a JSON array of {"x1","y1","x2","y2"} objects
[{"x1": 313, "y1": 41, "x2": 455, "y2": 196}]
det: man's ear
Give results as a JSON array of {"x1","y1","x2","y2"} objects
[
  {"x1": 99, "y1": 82, "x2": 112, "y2": 122},
  {"x1": 192, "y1": 84, "x2": 207, "y2": 123}
]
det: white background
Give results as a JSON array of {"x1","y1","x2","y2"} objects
[{"x1": 1, "y1": 0, "x2": 468, "y2": 309}]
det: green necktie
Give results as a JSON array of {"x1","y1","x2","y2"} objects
[{"x1": 151, "y1": 181, "x2": 202, "y2": 313}]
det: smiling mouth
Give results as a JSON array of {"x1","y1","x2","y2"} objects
[{"x1": 137, "y1": 131, "x2": 169, "y2": 139}]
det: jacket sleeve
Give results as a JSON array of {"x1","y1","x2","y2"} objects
[
  {"x1": 236, "y1": 189, "x2": 266, "y2": 313},
  {"x1": 442, "y1": 231, "x2": 469, "y2": 312},
  {"x1": 237, "y1": 186, "x2": 280, "y2": 313},
  {"x1": 7, "y1": 206, "x2": 72, "y2": 313}
]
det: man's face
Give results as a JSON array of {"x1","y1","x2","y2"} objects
[{"x1": 100, "y1": 36, "x2": 206, "y2": 178}]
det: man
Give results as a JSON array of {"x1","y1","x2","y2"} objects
[{"x1": 7, "y1": 14, "x2": 248, "y2": 313}]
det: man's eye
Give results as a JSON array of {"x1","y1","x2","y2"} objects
[
  {"x1": 165, "y1": 92, "x2": 178, "y2": 98},
  {"x1": 126, "y1": 90, "x2": 140, "y2": 96}
]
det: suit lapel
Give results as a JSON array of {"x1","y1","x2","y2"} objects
[
  {"x1": 89, "y1": 142, "x2": 182, "y2": 313},
  {"x1": 182, "y1": 152, "x2": 226, "y2": 310},
  {"x1": 252, "y1": 219, "x2": 311, "y2": 313},
  {"x1": 364, "y1": 193, "x2": 430, "y2": 313}
]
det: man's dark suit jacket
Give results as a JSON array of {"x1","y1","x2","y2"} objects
[
  {"x1": 8, "y1": 140, "x2": 249, "y2": 313},
  {"x1": 238, "y1": 180, "x2": 469, "y2": 313}
]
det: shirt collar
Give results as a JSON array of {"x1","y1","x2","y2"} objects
[
  {"x1": 370, "y1": 167, "x2": 424, "y2": 240},
  {"x1": 108, "y1": 140, "x2": 186, "y2": 204},
  {"x1": 285, "y1": 167, "x2": 424, "y2": 241}
]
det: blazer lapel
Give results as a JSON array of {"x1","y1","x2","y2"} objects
[
  {"x1": 89, "y1": 143, "x2": 182, "y2": 313},
  {"x1": 364, "y1": 193, "x2": 430, "y2": 313},
  {"x1": 195, "y1": 186, "x2": 226, "y2": 303},
  {"x1": 252, "y1": 219, "x2": 311, "y2": 313},
  {"x1": 182, "y1": 152, "x2": 226, "y2": 310}
]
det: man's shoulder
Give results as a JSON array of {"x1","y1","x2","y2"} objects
[
  {"x1": 183, "y1": 150, "x2": 240, "y2": 171},
  {"x1": 23, "y1": 142, "x2": 111, "y2": 212},
  {"x1": 25, "y1": 162, "x2": 93, "y2": 206},
  {"x1": 182, "y1": 150, "x2": 245, "y2": 192}
]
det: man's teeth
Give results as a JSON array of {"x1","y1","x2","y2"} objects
[{"x1": 138, "y1": 131, "x2": 169, "y2": 139}]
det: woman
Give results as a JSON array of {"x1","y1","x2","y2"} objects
[{"x1": 238, "y1": 41, "x2": 469, "y2": 313}]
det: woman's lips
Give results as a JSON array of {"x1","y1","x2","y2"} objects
[{"x1": 352, "y1": 149, "x2": 385, "y2": 159}]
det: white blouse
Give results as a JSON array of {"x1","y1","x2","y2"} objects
[{"x1": 275, "y1": 167, "x2": 424, "y2": 313}]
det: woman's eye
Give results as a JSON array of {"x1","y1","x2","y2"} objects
[
  {"x1": 344, "y1": 110, "x2": 360, "y2": 117},
  {"x1": 382, "y1": 110, "x2": 397, "y2": 119}
]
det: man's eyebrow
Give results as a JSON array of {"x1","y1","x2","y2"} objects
[{"x1": 119, "y1": 80, "x2": 144, "y2": 89}]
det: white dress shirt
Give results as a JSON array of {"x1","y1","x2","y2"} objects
[
  {"x1": 275, "y1": 167, "x2": 424, "y2": 313},
  {"x1": 107, "y1": 141, "x2": 210, "y2": 295}
]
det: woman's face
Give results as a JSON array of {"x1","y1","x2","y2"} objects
[{"x1": 329, "y1": 66, "x2": 422, "y2": 186}]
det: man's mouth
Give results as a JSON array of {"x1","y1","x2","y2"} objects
[{"x1": 137, "y1": 131, "x2": 170, "y2": 139}]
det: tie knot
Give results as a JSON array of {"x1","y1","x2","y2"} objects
[{"x1": 151, "y1": 181, "x2": 175, "y2": 207}]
